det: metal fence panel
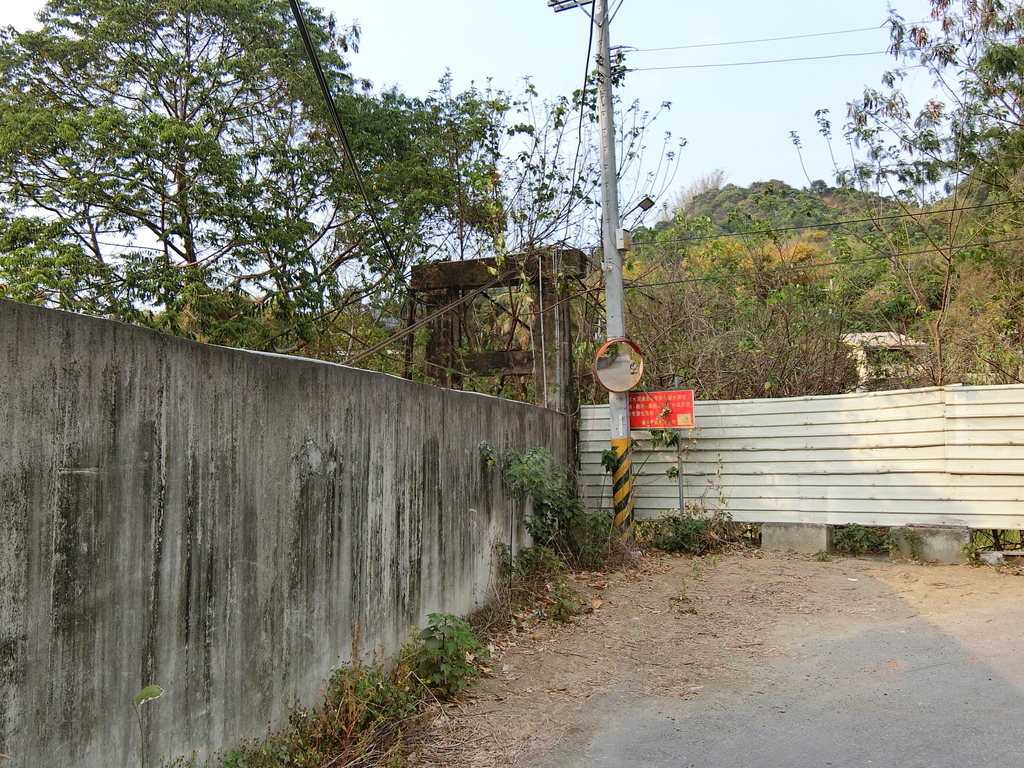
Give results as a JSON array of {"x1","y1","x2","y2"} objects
[{"x1": 579, "y1": 385, "x2": 1024, "y2": 529}]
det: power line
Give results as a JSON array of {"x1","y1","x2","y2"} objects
[
  {"x1": 631, "y1": 25, "x2": 887, "y2": 53},
  {"x1": 344, "y1": 271, "x2": 509, "y2": 366},
  {"x1": 350, "y1": 198, "x2": 1024, "y2": 361},
  {"x1": 630, "y1": 50, "x2": 890, "y2": 72},
  {"x1": 287, "y1": 0, "x2": 401, "y2": 271},
  {"x1": 633, "y1": 198, "x2": 1024, "y2": 247},
  {"x1": 563, "y1": 1, "x2": 596, "y2": 231},
  {"x1": 629, "y1": 234, "x2": 1024, "y2": 290},
  {"x1": 629, "y1": 18, "x2": 937, "y2": 54}
]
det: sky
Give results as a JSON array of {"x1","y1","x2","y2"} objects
[{"x1": 1, "y1": 0, "x2": 939, "y2": 213}]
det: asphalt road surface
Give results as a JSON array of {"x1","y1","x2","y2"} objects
[{"x1": 552, "y1": 564, "x2": 1023, "y2": 767}]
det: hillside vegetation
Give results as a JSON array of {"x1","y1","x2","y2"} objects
[
  {"x1": 618, "y1": 0, "x2": 1024, "y2": 401},
  {"x1": 620, "y1": 171, "x2": 1024, "y2": 401}
]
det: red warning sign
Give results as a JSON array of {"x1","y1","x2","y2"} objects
[{"x1": 628, "y1": 390, "x2": 695, "y2": 430}]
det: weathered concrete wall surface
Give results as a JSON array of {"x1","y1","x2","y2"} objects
[{"x1": 0, "y1": 298, "x2": 568, "y2": 766}]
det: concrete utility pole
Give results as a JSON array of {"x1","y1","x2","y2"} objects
[
  {"x1": 549, "y1": 0, "x2": 635, "y2": 542},
  {"x1": 593, "y1": 0, "x2": 635, "y2": 543}
]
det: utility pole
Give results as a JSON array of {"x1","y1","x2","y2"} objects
[{"x1": 549, "y1": 0, "x2": 635, "y2": 542}]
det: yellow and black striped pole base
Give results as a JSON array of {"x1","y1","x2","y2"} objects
[{"x1": 610, "y1": 437, "x2": 635, "y2": 544}]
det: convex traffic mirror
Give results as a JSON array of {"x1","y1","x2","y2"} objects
[{"x1": 593, "y1": 337, "x2": 644, "y2": 393}]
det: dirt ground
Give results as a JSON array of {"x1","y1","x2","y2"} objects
[{"x1": 404, "y1": 549, "x2": 1024, "y2": 767}]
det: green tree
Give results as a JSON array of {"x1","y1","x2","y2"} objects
[
  {"x1": 0, "y1": 0, "x2": 517, "y2": 357},
  {"x1": 840, "y1": 0, "x2": 1024, "y2": 385},
  {"x1": 627, "y1": 211, "x2": 859, "y2": 401},
  {"x1": 0, "y1": 0, "x2": 356, "y2": 340},
  {"x1": 0, "y1": 2, "x2": 684, "y2": 395}
]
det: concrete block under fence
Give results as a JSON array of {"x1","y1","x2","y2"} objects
[
  {"x1": 897, "y1": 525, "x2": 970, "y2": 564},
  {"x1": 761, "y1": 523, "x2": 832, "y2": 554}
]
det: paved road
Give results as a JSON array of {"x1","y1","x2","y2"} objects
[{"x1": 553, "y1": 571, "x2": 1024, "y2": 767}]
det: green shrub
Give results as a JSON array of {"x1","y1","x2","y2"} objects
[
  {"x1": 482, "y1": 443, "x2": 614, "y2": 568},
  {"x1": 505, "y1": 542, "x2": 565, "y2": 581},
  {"x1": 833, "y1": 524, "x2": 922, "y2": 559},
  {"x1": 637, "y1": 508, "x2": 749, "y2": 555},
  {"x1": 406, "y1": 613, "x2": 488, "y2": 698},
  {"x1": 471, "y1": 543, "x2": 592, "y2": 633},
  {"x1": 167, "y1": 612, "x2": 492, "y2": 768},
  {"x1": 169, "y1": 660, "x2": 418, "y2": 767},
  {"x1": 543, "y1": 580, "x2": 587, "y2": 624},
  {"x1": 832, "y1": 523, "x2": 883, "y2": 555}
]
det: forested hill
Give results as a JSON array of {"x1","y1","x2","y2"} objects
[{"x1": 655, "y1": 179, "x2": 902, "y2": 240}]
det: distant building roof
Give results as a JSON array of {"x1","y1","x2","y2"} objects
[{"x1": 842, "y1": 332, "x2": 926, "y2": 349}]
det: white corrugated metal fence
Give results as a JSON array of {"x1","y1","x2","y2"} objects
[{"x1": 579, "y1": 384, "x2": 1024, "y2": 529}]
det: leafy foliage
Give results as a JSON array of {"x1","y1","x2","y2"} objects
[
  {"x1": 0, "y1": 1, "x2": 683, "y2": 386},
  {"x1": 166, "y1": 659, "x2": 418, "y2": 767},
  {"x1": 627, "y1": 182, "x2": 870, "y2": 400},
  {"x1": 0, "y1": 2, "x2": 605, "y2": 366},
  {"x1": 167, "y1": 613, "x2": 490, "y2": 768},
  {"x1": 543, "y1": 580, "x2": 588, "y2": 624},
  {"x1": 832, "y1": 524, "x2": 921, "y2": 560},
  {"x1": 468, "y1": 542, "x2": 593, "y2": 638},
  {"x1": 472, "y1": 442, "x2": 623, "y2": 635},
  {"x1": 636, "y1": 509, "x2": 753, "y2": 555},
  {"x1": 625, "y1": 155, "x2": 1024, "y2": 399},
  {"x1": 835, "y1": 0, "x2": 1024, "y2": 387},
  {"x1": 134, "y1": 685, "x2": 164, "y2": 708},
  {"x1": 16, "y1": 0, "x2": 1024, "y2": 402},
  {"x1": 832, "y1": 524, "x2": 884, "y2": 556},
  {"x1": 482, "y1": 443, "x2": 613, "y2": 568},
  {"x1": 0, "y1": 0, "x2": 364, "y2": 335},
  {"x1": 670, "y1": 179, "x2": 890, "y2": 239},
  {"x1": 407, "y1": 613, "x2": 488, "y2": 698},
  {"x1": 133, "y1": 683, "x2": 164, "y2": 768},
  {"x1": 620, "y1": 4, "x2": 1024, "y2": 401}
]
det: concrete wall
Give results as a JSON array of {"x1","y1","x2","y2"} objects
[
  {"x1": 0, "y1": 298, "x2": 568, "y2": 767},
  {"x1": 580, "y1": 386, "x2": 1024, "y2": 529}
]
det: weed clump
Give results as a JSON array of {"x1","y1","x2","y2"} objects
[
  {"x1": 168, "y1": 613, "x2": 489, "y2": 768},
  {"x1": 832, "y1": 524, "x2": 922, "y2": 559},
  {"x1": 167, "y1": 660, "x2": 417, "y2": 767},
  {"x1": 407, "y1": 613, "x2": 489, "y2": 697},
  {"x1": 469, "y1": 543, "x2": 591, "y2": 636},
  {"x1": 636, "y1": 508, "x2": 756, "y2": 555}
]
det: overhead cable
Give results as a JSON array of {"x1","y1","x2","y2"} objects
[
  {"x1": 630, "y1": 18, "x2": 936, "y2": 54},
  {"x1": 563, "y1": 0, "x2": 596, "y2": 228},
  {"x1": 633, "y1": 198, "x2": 1024, "y2": 247},
  {"x1": 286, "y1": 0, "x2": 401, "y2": 270},
  {"x1": 629, "y1": 234, "x2": 1024, "y2": 290},
  {"x1": 631, "y1": 50, "x2": 890, "y2": 72},
  {"x1": 631, "y1": 25, "x2": 887, "y2": 53}
]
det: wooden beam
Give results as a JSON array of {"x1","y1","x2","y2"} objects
[{"x1": 410, "y1": 249, "x2": 586, "y2": 292}]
